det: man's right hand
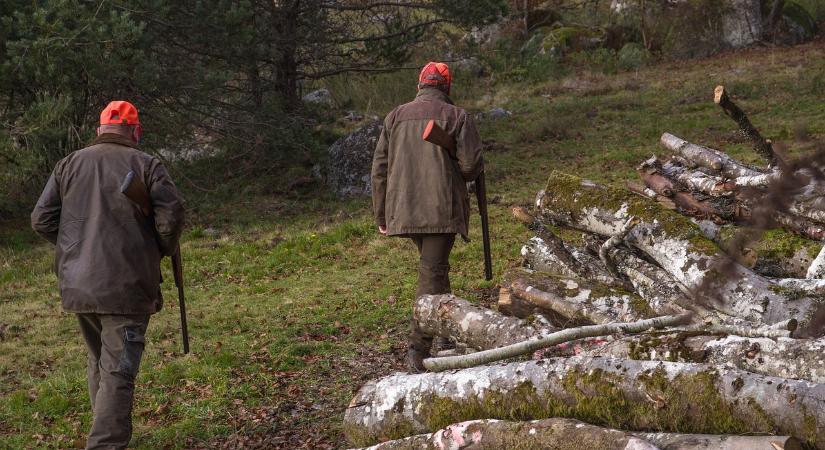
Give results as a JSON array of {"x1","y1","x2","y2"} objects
[{"x1": 378, "y1": 224, "x2": 387, "y2": 235}]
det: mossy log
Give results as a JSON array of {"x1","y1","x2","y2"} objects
[
  {"x1": 413, "y1": 294, "x2": 556, "y2": 351},
  {"x1": 636, "y1": 432, "x2": 800, "y2": 450},
  {"x1": 351, "y1": 418, "x2": 661, "y2": 450},
  {"x1": 343, "y1": 356, "x2": 825, "y2": 447},
  {"x1": 570, "y1": 333, "x2": 825, "y2": 383},
  {"x1": 538, "y1": 172, "x2": 825, "y2": 337},
  {"x1": 712, "y1": 226, "x2": 821, "y2": 279}
]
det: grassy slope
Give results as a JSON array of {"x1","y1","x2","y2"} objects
[{"x1": 2, "y1": 40, "x2": 825, "y2": 448}]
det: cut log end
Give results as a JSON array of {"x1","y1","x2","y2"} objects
[{"x1": 714, "y1": 85, "x2": 726, "y2": 105}]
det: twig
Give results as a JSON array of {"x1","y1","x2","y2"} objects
[{"x1": 423, "y1": 313, "x2": 693, "y2": 372}]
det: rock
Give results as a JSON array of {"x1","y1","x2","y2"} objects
[
  {"x1": 488, "y1": 107, "x2": 511, "y2": 120},
  {"x1": 326, "y1": 120, "x2": 383, "y2": 197},
  {"x1": 343, "y1": 110, "x2": 364, "y2": 122},
  {"x1": 462, "y1": 22, "x2": 502, "y2": 47},
  {"x1": 203, "y1": 227, "x2": 220, "y2": 237},
  {"x1": 451, "y1": 58, "x2": 485, "y2": 77},
  {"x1": 302, "y1": 88, "x2": 335, "y2": 106},
  {"x1": 722, "y1": 0, "x2": 762, "y2": 47}
]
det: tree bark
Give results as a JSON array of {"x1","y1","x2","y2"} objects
[
  {"x1": 714, "y1": 85, "x2": 778, "y2": 166},
  {"x1": 343, "y1": 356, "x2": 825, "y2": 447},
  {"x1": 350, "y1": 418, "x2": 662, "y2": 450},
  {"x1": 571, "y1": 333, "x2": 825, "y2": 384},
  {"x1": 539, "y1": 172, "x2": 825, "y2": 337},
  {"x1": 635, "y1": 432, "x2": 800, "y2": 450},
  {"x1": 660, "y1": 160, "x2": 736, "y2": 196},
  {"x1": 660, "y1": 133, "x2": 764, "y2": 178},
  {"x1": 413, "y1": 294, "x2": 556, "y2": 351},
  {"x1": 422, "y1": 314, "x2": 691, "y2": 372}
]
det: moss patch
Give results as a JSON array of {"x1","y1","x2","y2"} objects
[{"x1": 542, "y1": 172, "x2": 719, "y2": 256}]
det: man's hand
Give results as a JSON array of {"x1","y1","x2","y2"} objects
[{"x1": 378, "y1": 224, "x2": 387, "y2": 235}]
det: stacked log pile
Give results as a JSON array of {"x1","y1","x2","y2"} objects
[{"x1": 343, "y1": 88, "x2": 825, "y2": 449}]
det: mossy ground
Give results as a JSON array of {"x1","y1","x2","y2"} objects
[{"x1": 3, "y1": 41, "x2": 825, "y2": 448}]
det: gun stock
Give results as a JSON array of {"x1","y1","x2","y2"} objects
[{"x1": 422, "y1": 120, "x2": 493, "y2": 280}]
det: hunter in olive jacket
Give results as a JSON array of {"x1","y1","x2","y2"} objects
[
  {"x1": 371, "y1": 87, "x2": 484, "y2": 238},
  {"x1": 31, "y1": 134, "x2": 185, "y2": 315}
]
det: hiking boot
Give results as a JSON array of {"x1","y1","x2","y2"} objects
[{"x1": 406, "y1": 347, "x2": 428, "y2": 374}]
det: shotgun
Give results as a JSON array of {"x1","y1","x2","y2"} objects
[
  {"x1": 422, "y1": 120, "x2": 493, "y2": 280},
  {"x1": 119, "y1": 171, "x2": 190, "y2": 354}
]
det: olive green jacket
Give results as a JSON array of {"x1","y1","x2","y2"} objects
[
  {"x1": 371, "y1": 88, "x2": 484, "y2": 238},
  {"x1": 31, "y1": 134, "x2": 185, "y2": 314}
]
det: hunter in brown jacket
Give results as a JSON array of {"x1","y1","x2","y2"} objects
[
  {"x1": 31, "y1": 101, "x2": 185, "y2": 450},
  {"x1": 371, "y1": 62, "x2": 484, "y2": 372}
]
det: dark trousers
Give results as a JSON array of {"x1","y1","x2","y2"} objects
[
  {"x1": 77, "y1": 313, "x2": 150, "y2": 450},
  {"x1": 409, "y1": 233, "x2": 455, "y2": 352}
]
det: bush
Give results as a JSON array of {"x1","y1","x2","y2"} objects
[{"x1": 617, "y1": 43, "x2": 650, "y2": 71}]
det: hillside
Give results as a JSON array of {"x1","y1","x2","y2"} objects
[{"x1": 2, "y1": 39, "x2": 825, "y2": 449}]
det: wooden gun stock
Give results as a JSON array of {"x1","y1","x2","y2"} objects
[{"x1": 422, "y1": 120, "x2": 493, "y2": 280}]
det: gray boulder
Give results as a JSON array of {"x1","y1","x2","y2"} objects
[
  {"x1": 302, "y1": 88, "x2": 335, "y2": 106},
  {"x1": 488, "y1": 107, "x2": 512, "y2": 120},
  {"x1": 327, "y1": 120, "x2": 383, "y2": 197}
]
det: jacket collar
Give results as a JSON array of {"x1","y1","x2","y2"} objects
[
  {"x1": 91, "y1": 133, "x2": 140, "y2": 149},
  {"x1": 415, "y1": 87, "x2": 454, "y2": 105}
]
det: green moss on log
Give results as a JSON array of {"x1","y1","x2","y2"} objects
[{"x1": 542, "y1": 172, "x2": 719, "y2": 256}]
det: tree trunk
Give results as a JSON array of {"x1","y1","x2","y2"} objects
[
  {"x1": 539, "y1": 172, "x2": 825, "y2": 337},
  {"x1": 568, "y1": 332, "x2": 825, "y2": 383},
  {"x1": 351, "y1": 418, "x2": 662, "y2": 450},
  {"x1": 635, "y1": 432, "x2": 800, "y2": 450},
  {"x1": 413, "y1": 294, "x2": 556, "y2": 351},
  {"x1": 343, "y1": 356, "x2": 825, "y2": 447}
]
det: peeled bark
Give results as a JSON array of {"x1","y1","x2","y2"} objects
[
  {"x1": 714, "y1": 85, "x2": 778, "y2": 166},
  {"x1": 413, "y1": 294, "x2": 556, "y2": 351},
  {"x1": 660, "y1": 133, "x2": 763, "y2": 178},
  {"x1": 343, "y1": 356, "x2": 825, "y2": 448},
  {"x1": 352, "y1": 418, "x2": 661, "y2": 450},
  {"x1": 639, "y1": 170, "x2": 675, "y2": 197},
  {"x1": 540, "y1": 172, "x2": 825, "y2": 337}
]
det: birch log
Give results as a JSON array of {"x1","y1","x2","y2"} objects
[
  {"x1": 539, "y1": 172, "x2": 825, "y2": 337},
  {"x1": 636, "y1": 432, "x2": 800, "y2": 450},
  {"x1": 351, "y1": 418, "x2": 661, "y2": 450},
  {"x1": 660, "y1": 133, "x2": 763, "y2": 178},
  {"x1": 413, "y1": 294, "x2": 556, "y2": 351},
  {"x1": 343, "y1": 356, "x2": 825, "y2": 447},
  {"x1": 660, "y1": 160, "x2": 736, "y2": 196},
  {"x1": 569, "y1": 333, "x2": 825, "y2": 383}
]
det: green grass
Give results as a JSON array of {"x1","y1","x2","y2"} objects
[{"x1": 3, "y1": 40, "x2": 825, "y2": 448}]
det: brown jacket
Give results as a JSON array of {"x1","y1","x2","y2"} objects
[
  {"x1": 371, "y1": 88, "x2": 483, "y2": 238},
  {"x1": 31, "y1": 134, "x2": 185, "y2": 315}
]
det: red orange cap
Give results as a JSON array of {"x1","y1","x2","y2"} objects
[
  {"x1": 100, "y1": 101, "x2": 140, "y2": 125},
  {"x1": 418, "y1": 62, "x2": 451, "y2": 91}
]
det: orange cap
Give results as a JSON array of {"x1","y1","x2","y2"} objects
[
  {"x1": 100, "y1": 101, "x2": 140, "y2": 125},
  {"x1": 418, "y1": 62, "x2": 451, "y2": 92}
]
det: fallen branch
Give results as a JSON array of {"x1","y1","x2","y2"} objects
[
  {"x1": 422, "y1": 313, "x2": 691, "y2": 372},
  {"x1": 714, "y1": 85, "x2": 778, "y2": 166},
  {"x1": 344, "y1": 356, "x2": 825, "y2": 447},
  {"x1": 635, "y1": 432, "x2": 800, "y2": 450}
]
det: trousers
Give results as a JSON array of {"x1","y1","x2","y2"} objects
[
  {"x1": 408, "y1": 233, "x2": 455, "y2": 352},
  {"x1": 77, "y1": 313, "x2": 150, "y2": 450}
]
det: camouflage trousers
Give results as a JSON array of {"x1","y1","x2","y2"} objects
[
  {"x1": 77, "y1": 313, "x2": 150, "y2": 450},
  {"x1": 408, "y1": 233, "x2": 455, "y2": 353}
]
